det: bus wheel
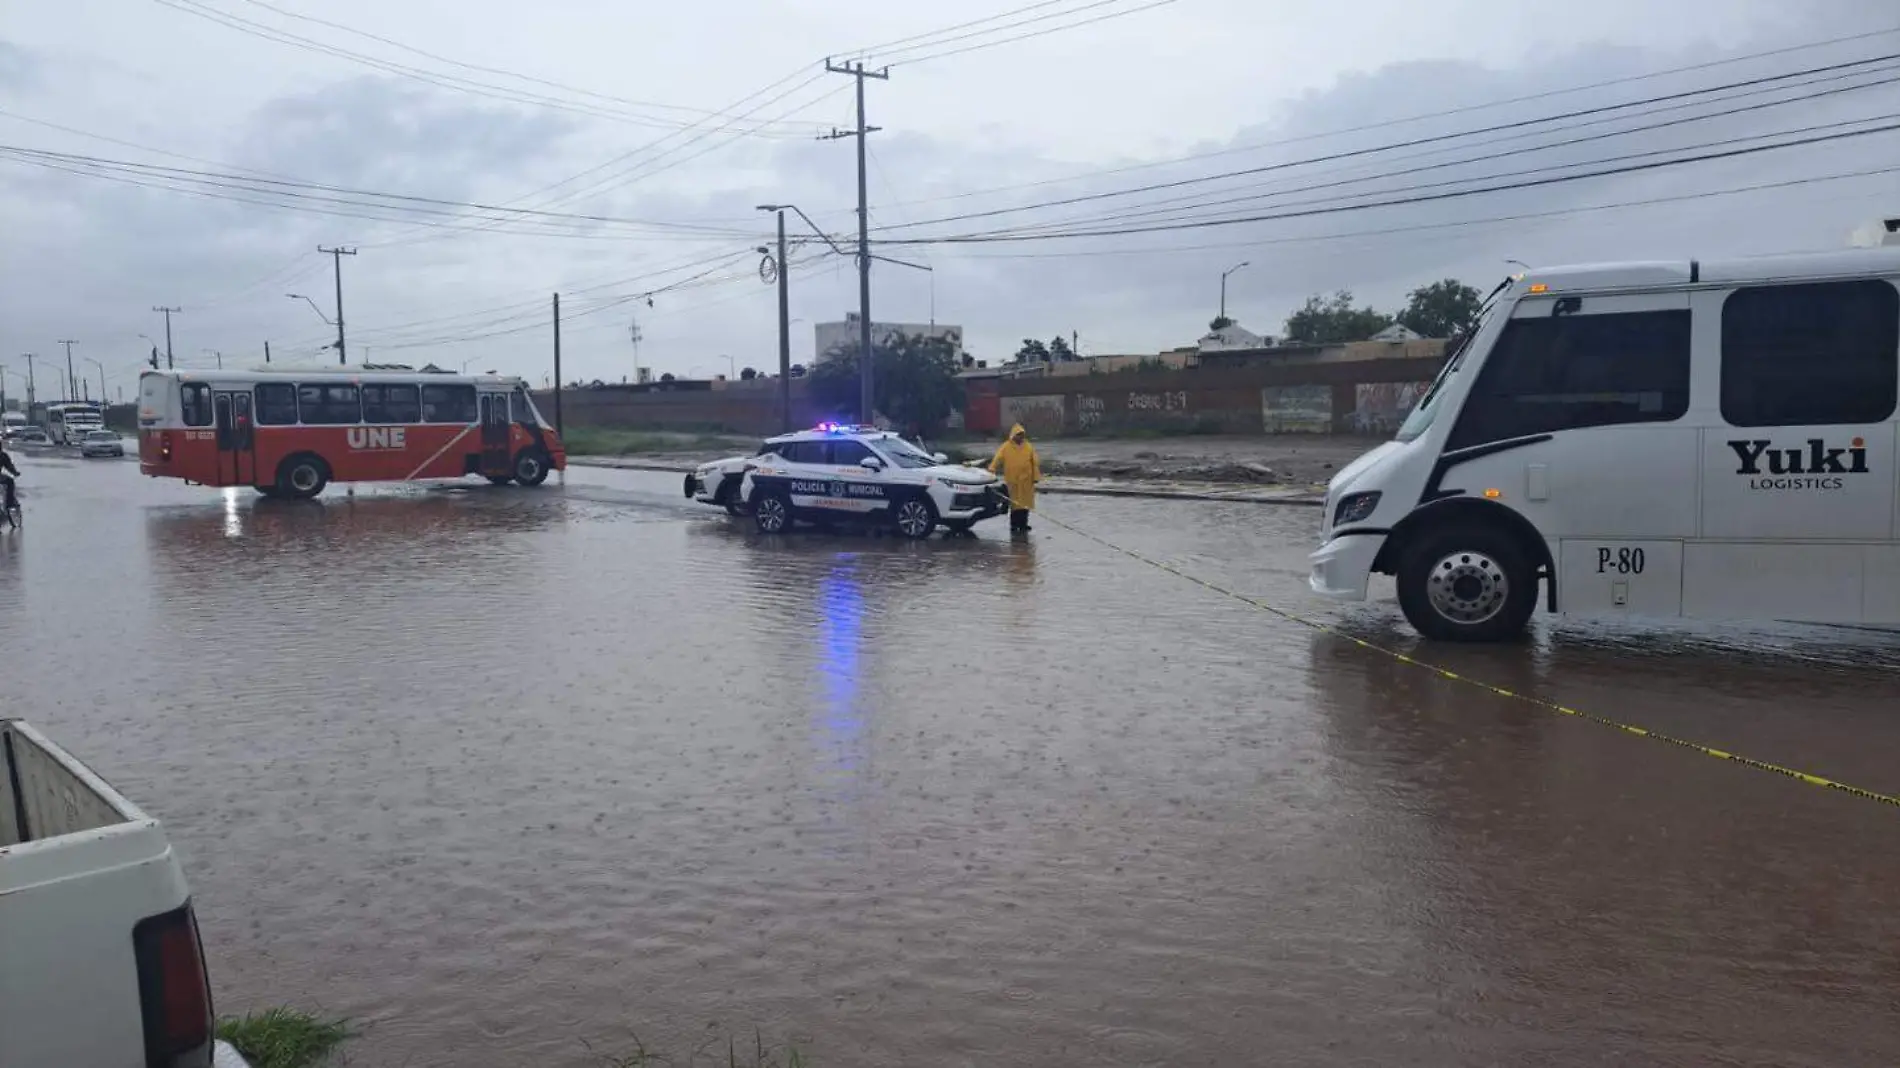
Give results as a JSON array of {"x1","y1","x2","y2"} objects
[
  {"x1": 276, "y1": 454, "x2": 330, "y2": 500},
  {"x1": 513, "y1": 449, "x2": 551, "y2": 487},
  {"x1": 1397, "y1": 524, "x2": 1536, "y2": 642}
]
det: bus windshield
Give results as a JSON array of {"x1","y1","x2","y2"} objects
[{"x1": 1395, "y1": 277, "x2": 1513, "y2": 442}]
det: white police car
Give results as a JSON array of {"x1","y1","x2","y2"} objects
[
  {"x1": 729, "y1": 424, "x2": 1008, "y2": 538},
  {"x1": 684, "y1": 445, "x2": 769, "y2": 515}
]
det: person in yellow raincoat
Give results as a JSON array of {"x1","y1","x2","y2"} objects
[{"x1": 988, "y1": 423, "x2": 1041, "y2": 533}]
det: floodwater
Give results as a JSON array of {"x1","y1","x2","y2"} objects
[{"x1": 9, "y1": 451, "x2": 1900, "y2": 1066}]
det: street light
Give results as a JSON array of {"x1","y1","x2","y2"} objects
[
  {"x1": 84, "y1": 358, "x2": 107, "y2": 405},
  {"x1": 1219, "y1": 261, "x2": 1250, "y2": 323},
  {"x1": 286, "y1": 293, "x2": 334, "y2": 325}
]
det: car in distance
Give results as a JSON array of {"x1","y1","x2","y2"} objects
[{"x1": 79, "y1": 429, "x2": 126, "y2": 458}]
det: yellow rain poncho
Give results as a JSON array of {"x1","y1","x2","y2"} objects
[{"x1": 988, "y1": 423, "x2": 1041, "y2": 511}]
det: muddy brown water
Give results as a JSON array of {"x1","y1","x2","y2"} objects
[{"x1": 8, "y1": 452, "x2": 1900, "y2": 1066}]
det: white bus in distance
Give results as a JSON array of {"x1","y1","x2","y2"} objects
[
  {"x1": 1310, "y1": 239, "x2": 1900, "y2": 641},
  {"x1": 44, "y1": 402, "x2": 104, "y2": 445}
]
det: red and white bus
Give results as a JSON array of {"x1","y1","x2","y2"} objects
[{"x1": 137, "y1": 368, "x2": 566, "y2": 498}]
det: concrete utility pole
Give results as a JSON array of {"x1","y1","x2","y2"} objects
[
  {"x1": 20, "y1": 354, "x2": 35, "y2": 407},
  {"x1": 86, "y1": 359, "x2": 106, "y2": 406},
  {"x1": 264, "y1": 340, "x2": 272, "y2": 364},
  {"x1": 58, "y1": 340, "x2": 78, "y2": 401},
  {"x1": 152, "y1": 306, "x2": 179, "y2": 369},
  {"x1": 318, "y1": 246, "x2": 357, "y2": 365},
  {"x1": 822, "y1": 59, "x2": 888, "y2": 426}
]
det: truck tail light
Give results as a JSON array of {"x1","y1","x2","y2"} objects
[
  {"x1": 134, "y1": 902, "x2": 214, "y2": 1068},
  {"x1": 160, "y1": 432, "x2": 174, "y2": 462}
]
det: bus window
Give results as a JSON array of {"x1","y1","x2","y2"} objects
[
  {"x1": 1447, "y1": 309, "x2": 1690, "y2": 450},
  {"x1": 511, "y1": 390, "x2": 542, "y2": 425},
  {"x1": 363, "y1": 383, "x2": 421, "y2": 424},
  {"x1": 256, "y1": 384, "x2": 298, "y2": 425},
  {"x1": 1720, "y1": 280, "x2": 1899, "y2": 428},
  {"x1": 298, "y1": 384, "x2": 361, "y2": 425},
  {"x1": 421, "y1": 384, "x2": 477, "y2": 424},
  {"x1": 180, "y1": 384, "x2": 214, "y2": 427}
]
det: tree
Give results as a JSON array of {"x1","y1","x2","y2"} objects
[
  {"x1": 1284, "y1": 290, "x2": 1394, "y2": 344},
  {"x1": 1397, "y1": 279, "x2": 1482, "y2": 338},
  {"x1": 740, "y1": 367, "x2": 758, "y2": 381},
  {"x1": 1047, "y1": 335, "x2": 1077, "y2": 362},
  {"x1": 1208, "y1": 315, "x2": 1234, "y2": 331},
  {"x1": 659, "y1": 372, "x2": 675, "y2": 383},
  {"x1": 810, "y1": 331, "x2": 964, "y2": 431},
  {"x1": 1013, "y1": 338, "x2": 1050, "y2": 364},
  {"x1": 789, "y1": 363, "x2": 806, "y2": 378}
]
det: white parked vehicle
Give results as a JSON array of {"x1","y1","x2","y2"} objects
[
  {"x1": 685, "y1": 444, "x2": 773, "y2": 515},
  {"x1": 46, "y1": 402, "x2": 105, "y2": 445},
  {"x1": 734, "y1": 423, "x2": 1008, "y2": 537},
  {"x1": 81, "y1": 428, "x2": 127, "y2": 457},
  {"x1": 1312, "y1": 237, "x2": 1900, "y2": 641},
  {"x1": 1, "y1": 719, "x2": 251, "y2": 1067}
]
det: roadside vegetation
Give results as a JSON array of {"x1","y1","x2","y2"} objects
[
  {"x1": 216, "y1": 1008, "x2": 349, "y2": 1068},
  {"x1": 216, "y1": 1007, "x2": 809, "y2": 1068}
]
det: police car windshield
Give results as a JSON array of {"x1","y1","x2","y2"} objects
[{"x1": 877, "y1": 437, "x2": 939, "y2": 469}]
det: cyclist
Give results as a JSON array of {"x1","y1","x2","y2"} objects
[{"x1": 0, "y1": 441, "x2": 19, "y2": 515}]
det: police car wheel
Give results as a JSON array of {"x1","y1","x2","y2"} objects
[
  {"x1": 1397, "y1": 523, "x2": 1536, "y2": 642},
  {"x1": 754, "y1": 491, "x2": 792, "y2": 534},
  {"x1": 893, "y1": 496, "x2": 938, "y2": 540}
]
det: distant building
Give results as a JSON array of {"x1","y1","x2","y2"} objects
[
  {"x1": 1369, "y1": 323, "x2": 1425, "y2": 343},
  {"x1": 815, "y1": 313, "x2": 964, "y2": 362},
  {"x1": 1197, "y1": 322, "x2": 1272, "y2": 352}
]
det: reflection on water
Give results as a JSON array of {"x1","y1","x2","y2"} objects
[{"x1": 14, "y1": 463, "x2": 1900, "y2": 1066}]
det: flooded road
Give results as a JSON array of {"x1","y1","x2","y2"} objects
[{"x1": 9, "y1": 451, "x2": 1900, "y2": 1066}]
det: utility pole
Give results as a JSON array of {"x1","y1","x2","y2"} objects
[
  {"x1": 21, "y1": 354, "x2": 35, "y2": 407},
  {"x1": 822, "y1": 59, "x2": 887, "y2": 426},
  {"x1": 58, "y1": 339, "x2": 77, "y2": 401},
  {"x1": 552, "y1": 293, "x2": 564, "y2": 437},
  {"x1": 86, "y1": 358, "x2": 106, "y2": 406},
  {"x1": 264, "y1": 340, "x2": 272, "y2": 364},
  {"x1": 152, "y1": 306, "x2": 179, "y2": 369},
  {"x1": 773, "y1": 210, "x2": 791, "y2": 431},
  {"x1": 318, "y1": 246, "x2": 357, "y2": 365}
]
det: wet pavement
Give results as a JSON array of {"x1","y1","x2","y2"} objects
[{"x1": 8, "y1": 451, "x2": 1900, "y2": 1067}]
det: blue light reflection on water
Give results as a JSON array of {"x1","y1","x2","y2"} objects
[{"x1": 814, "y1": 558, "x2": 866, "y2": 803}]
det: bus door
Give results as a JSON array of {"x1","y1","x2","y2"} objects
[
  {"x1": 213, "y1": 390, "x2": 257, "y2": 486},
  {"x1": 479, "y1": 394, "x2": 511, "y2": 477}
]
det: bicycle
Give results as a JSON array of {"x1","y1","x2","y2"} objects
[{"x1": 0, "y1": 483, "x2": 21, "y2": 531}]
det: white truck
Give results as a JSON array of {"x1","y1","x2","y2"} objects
[{"x1": 1, "y1": 719, "x2": 250, "y2": 1067}]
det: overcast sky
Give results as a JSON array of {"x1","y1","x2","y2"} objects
[{"x1": 3, "y1": 0, "x2": 1897, "y2": 395}]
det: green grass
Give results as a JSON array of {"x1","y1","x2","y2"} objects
[
  {"x1": 216, "y1": 1009, "x2": 349, "y2": 1068},
  {"x1": 561, "y1": 427, "x2": 747, "y2": 457}
]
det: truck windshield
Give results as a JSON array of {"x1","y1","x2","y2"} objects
[{"x1": 1395, "y1": 277, "x2": 1513, "y2": 442}]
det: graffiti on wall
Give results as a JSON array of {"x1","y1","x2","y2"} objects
[
  {"x1": 1075, "y1": 394, "x2": 1105, "y2": 429},
  {"x1": 1261, "y1": 385, "x2": 1332, "y2": 433},
  {"x1": 1000, "y1": 394, "x2": 1065, "y2": 434},
  {"x1": 1352, "y1": 381, "x2": 1427, "y2": 434},
  {"x1": 1128, "y1": 390, "x2": 1189, "y2": 412}
]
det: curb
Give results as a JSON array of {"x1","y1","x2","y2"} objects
[{"x1": 567, "y1": 457, "x2": 1325, "y2": 507}]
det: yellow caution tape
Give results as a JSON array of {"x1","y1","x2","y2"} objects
[{"x1": 1017, "y1": 496, "x2": 1900, "y2": 811}]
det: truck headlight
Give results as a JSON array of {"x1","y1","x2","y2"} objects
[{"x1": 1333, "y1": 491, "x2": 1381, "y2": 526}]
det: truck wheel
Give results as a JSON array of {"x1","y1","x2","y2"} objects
[
  {"x1": 276, "y1": 454, "x2": 330, "y2": 499},
  {"x1": 513, "y1": 449, "x2": 551, "y2": 486},
  {"x1": 1397, "y1": 523, "x2": 1537, "y2": 642},
  {"x1": 753, "y1": 491, "x2": 792, "y2": 534},
  {"x1": 892, "y1": 496, "x2": 939, "y2": 540}
]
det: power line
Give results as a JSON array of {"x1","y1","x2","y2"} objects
[
  {"x1": 854, "y1": 0, "x2": 1139, "y2": 63},
  {"x1": 819, "y1": 23, "x2": 1900, "y2": 218},
  {"x1": 885, "y1": 0, "x2": 1178, "y2": 67},
  {"x1": 229, "y1": 0, "x2": 836, "y2": 129},
  {"x1": 152, "y1": 0, "x2": 826, "y2": 138},
  {"x1": 956, "y1": 71, "x2": 1900, "y2": 239},
  {"x1": 871, "y1": 51, "x2": 1900, "y2": 234},
  {"x1": 873, "y1": 118, "x2": 1900, "y2": 244}
]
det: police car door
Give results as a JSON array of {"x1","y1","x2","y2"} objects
[
  {"x1": 824, "y1": 438, "x2": 891, "y2": 515},
  {"x1": 1691, "y1": 278, "x2": 1898, "y2": 622},
  {"x1": 1437, "y1": 289, "x2": 1696, "y2": 619},
  {"x1": 775, "y1": 440, "x2": 833, "y2": 514}
]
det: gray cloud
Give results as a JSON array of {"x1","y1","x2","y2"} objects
[{"x1": 0, "y1": 40, "x2": 40, "y2": 93}]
